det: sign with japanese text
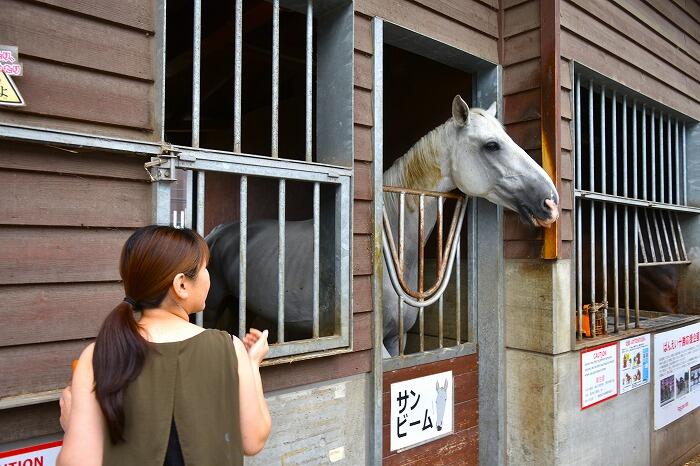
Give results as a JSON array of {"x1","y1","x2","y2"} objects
[
  {"x1": 390, "y1": 370, "x2": 453, "y2": 451},
  {"x1": 619, "y1": 334, "x2": 651, "y2": 394},
  {"x1": 0, "y1": 45, "x2": 23, "y2": 76},
  {"x1": 0, "y1": 440, "x2": 62, "y2": 466},
  {"x1": 653, "y1": 322, "x2": 700, "y2": 430},
  {"x1": 581, "y1": 342, "x2": 618, "y2": 409},
  {"x1": 0, "y1": 45, "x2": 25, "y2": 107}
]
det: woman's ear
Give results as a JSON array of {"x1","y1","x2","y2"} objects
[{"x1": 172, "y1": 272, "x2": 189, "y2": 300}]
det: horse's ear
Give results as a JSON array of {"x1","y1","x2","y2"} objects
[
  {"x1": 444, "y1": 379, "x2": 449, "y2": 390},
  {"x1": 436, "y1": 381, "x2": 440, "y2": 390},
  {"x1": 452, "y1": 95, "x2": 470, "y2": 127},
  {"x1": 486, "y1": 101, "x2": 497, "y2": 118}
]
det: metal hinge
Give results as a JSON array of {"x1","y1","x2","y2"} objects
[{"x1": 144, "y1": 144, "x2": 191, "y2": 182}]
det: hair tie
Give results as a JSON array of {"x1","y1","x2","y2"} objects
[{"x1": 123, "y1": 296, "x2": 137, "y2": 307}]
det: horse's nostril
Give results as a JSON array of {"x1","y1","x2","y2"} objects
[{"x1": 544, "y1": 198, "x2": 558, "y2": 212}]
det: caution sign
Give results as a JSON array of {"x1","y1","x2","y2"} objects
[
  {"x1": 0, "y1": 440, "x2": 62, "y2": 465},
  {"x1": 0, "y1": 72, "x2": 24, "y2": 106}
]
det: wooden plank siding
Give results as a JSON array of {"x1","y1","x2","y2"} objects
[
  {"x1": 0, "y1": 0, "x2": 159, "y2": 140},
  {"x1": 382, "y1": 354, "x2": 479, "y2": 465}
]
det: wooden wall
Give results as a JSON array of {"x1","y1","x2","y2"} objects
[
  {"x1": 382, "y1": 354, "x2": 479, "y2": 465},
  {"x1": 0, "y1": 0, "x2": 159, "y2": 140}
]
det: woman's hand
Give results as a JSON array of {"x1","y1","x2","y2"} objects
[
  {"x1": 242, "y1": 328, "x2": 269, "y2": 366},
  {"x1": 59, "y1": 385, "x2": 72, "y2": 432}
]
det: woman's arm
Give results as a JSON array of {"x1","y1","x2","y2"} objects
[
  {"x1": 56, "y1": 343, "x2": 104, "y2": 466},
  {"x1": 234, "y1": 331, "x2": 271, "y2": 455}
]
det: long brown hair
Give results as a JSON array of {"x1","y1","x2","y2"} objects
[{"x1": 93, "y1": 225, "x2": 209, "y2": 443}]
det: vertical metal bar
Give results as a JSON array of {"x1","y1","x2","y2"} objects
[
  {"x1": 675, "y1": 119, "x2": 680, "y2": 205},
  {"x1": 612, "y1": 90, "x2": 617, "y2": 198},
  {"x1": 600, "y1": 87, "x2": 608, "y2": 331},
  {"x1": 629, "y1": 98, "x2": 634, "y2": 199},
  {"x1": 455, "y1": 236, "x2": 461, "y2": 345},
  {"x1": 192, "y1": 0, "x2": 202, "y2": 149},
  {"x1": 643, "y1": 209, "x2": 657, "y2": 262},
  {"x1": 271, "y1": 0, "x2": 279, "y2": 158},
  {"x1": 675, "y1": 212, "x2": 688, "y2": 261},
  {"x1": 660, "y1": 113, "x2": 665, "y2": 203},
  {"x1": 399, "y1": 299, "x2": 405, "y2": 356},
  {"x1": 601, "y1": 86, "x2": 607, "y2": 195},
  {"x1": 589, "y1": 80, "x2": 596, "y2": 337},
  {"x1": 278, "y1": 179, "x2": 286, "y2": 342},
  {"x1": 589, "y1": 81, "x2": 595, "y2": 193},
  {"x1": 399, "y1": 193, "x2": 405, "y2": 271},
  {"x1": 638, "y1": 226, "x2": 648, "y2": 263},
  {"x1": 312, "y1": 182, "x2": 320, "y2": 338},
  {"x1": 305, "y1": 0, "x2": 313, "y2": 162},
  {"x1": 195, "y1": 171, "x2": 205, "y2": 327},
  {"x1": 667, "y1": 211, "x2": 680, "y2": 261},
  {"x1": 239, "y1": 176, "x2": 248, "y2": 338},
  {"x1": 575, "y1": 76, "x2": 581, "y2": 190},
  {"x1": 651, "y1": 109, "x2": 656, "y2": 202},
  {"x1": 658, "y1": 209, "x2": 673, "y2": 261},
  {"x1": 437, "y1": 197, "x2": 444, "y2": 272},
  {"x1": 577, "y1": 200, "x2": 583, "y2": 339},
  {"x1": 234, "y1": 0, "x2": 243, "y2": 153},
  {"x1": 642, "y1": 105, "x2": 647, "y2": 200},
  {"x1": 418, "y1": 194, "x2": 425, "y2": 296},
  {"x1": 438, "y1": 295, "x2": 444, "y2": 348},
  {"x1": 419, "y1": 306, "x2": 424, "y2": 352},
  {"x1": 623, "y1": 205, "x2": 629, "y2": 328},
  {"x1": 634, "y1": 209, "x2": 640, "y2": 328},
  {"x1": 682, "y1": 123, "x2": 687, "y2": 205},
  {"x1": 667, "y1": 116, "x2": 672, "y2": 204}
]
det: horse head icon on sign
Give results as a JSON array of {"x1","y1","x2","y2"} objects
[{"x1": 435, "y1": 379, "x2": 449, "y2": 431}]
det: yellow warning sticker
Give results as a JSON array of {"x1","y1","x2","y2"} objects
[{"x1": 0, "y1": 72, "x2": 25, "y2": 106}]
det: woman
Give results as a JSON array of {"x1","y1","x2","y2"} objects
[{"x1": 57, "y1": 225, "x2": 271, "y2": 466}]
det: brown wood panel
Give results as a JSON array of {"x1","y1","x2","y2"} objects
[
  {"x1": 503, "y1": 58, "x2": 540, "y2": 95},
  {"x1": 354, "y1": 161, "x2": 373, "y2": 200},
  {"x1": 561, "y1": 88, "x2": 572, "y2": 120},
  {"x1": 384, "y1": 425, "x2": 478, "y2": 465},
  {"x1": 410, "y1": 0, "x2": 499, "y2": 38},
  {"x1": 574, "y1": 0, "x2": 700, "y2": 80},
  {"x1": 560, "y1": 209, "x2": 573, "y2": 241},
  {"x1": 561, "y1": 2, "x2": 700, "y2": 102},
  {"x1": 504, "y1": 239, "x2": 542, "y2": 259},
  {"x1": 0, "y1": 282, "x2": 121, "y2": 347},
  {"x1": 561, "y1": 149, "x2": 573, "y2": 181},
  {"x1": 611, "y1": 0, "x2": 700, "y2": 60},
  {"x1": 561, "y1": 59, "x2": 573, "y2": 89},
  {"x1": 505, "y1": 119, "x2": 541, "y2": 151},
  {"x1": 355, "y1": 0, "x2": 498, "y2": 63},
  {"x1": 354, "y1": 13, "x2": 373, "y2": 55},
  {"x1": 504, "y1": 211, "x2": 543, "y2": 241},
  {"x1": 353, "y1": 199, "x2": 373, "y2": 235},
  {"x1": 353, "y1": 234, "x2": 373, "y2": 276},
  {"x1": 354, "y1": 124, "x2": 373, "y2": 162},
  {"x1": 503, "y1": 88, "x2": 541, "y2": 125},
  {"x1": 503, "y1": 0, "x2": 530, "y2": 8},
  {"x1": 0, "y1": 403, "x2": 61, "y2": 444},
  {"x1": 669, "y1": 0, "x2": 700, "y2": 22},
  {"x1": 383, "y1": 353, "x2": 478, "y2": 387},
  {"x1": 353, "y1": 275, "x2": 373, "y2": 313},
  {"x1": 0, "y1": 171, "x2": 152, "y2": 228},
  {"x1": 352, "y1": 312, "x2": 372, "y2": 351},
  {"x1": 33, "y1": 0, "x2": 154, "y2": 32},
  {"x1": 453, "y1": 398, "x2": 479, "y2": 431},
  {"x1": 354, "y1": 52, "x2": 373, "y2": 91},
  {"x1": 261, "y1": 349, "x2": 372, "y2": 392},
  {"x1": 503, "y1": 0, "x2": 539, "y2": 38},
  {"x1": 560, "y1": 31, "x2": 700, "y2": 120},
  {"x1": 560, "y1": 239, "x2": 572, "y2": 259},
  {"x1": 645, "y1": 0, "x2": 700, "y2": 43},
  {"x1": 0, "y1": 58, "x2": 153, "y2": 130},
  {"x1": 0, "y1": 227, "x2": 130, "y2": 285},
  {"x1": 503, "y1": 29, "x2": 540, "y2": 65},
  {"x1": 0, "y1": 340, "x2": 85, "y2": 397},
  {"x1": 560, "y1": 119, "x2": 572, "y2": 151},
  {"x1": 354, "y1": 87, "x2": 373, "y2": 127},
  {"x1": 0, "y1": 0, "x2": 153, "y2": 80},
  {"x1": 0, "y1": 142, "x2": 149, "y2": 180},
  {"x1": 526, "y1": 149, "x2": 543, "y2": 165}
]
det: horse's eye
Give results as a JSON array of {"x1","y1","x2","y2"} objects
[{"x1": 484, "y1": 141, "x2": 500, "y2": 152}]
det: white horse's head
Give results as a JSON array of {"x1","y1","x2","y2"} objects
[
  {"x1": 449, "y1": 95, "x2": 559, "y2": 227},
  {"x1": 435, "y1": 379, "x2": 448, "y2": 431}
]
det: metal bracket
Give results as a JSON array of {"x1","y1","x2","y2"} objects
[{"x1": 144, "y1": 144, "x2": 187, "y2": 182}]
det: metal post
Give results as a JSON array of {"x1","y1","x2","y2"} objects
[
  {"x1": 234, "y1": 0, "x2": 243, "y2": 153},
  {"x1": 588, "y1": 81, "x2": 596, "y2": 336},
  {"x1": 675, "y1": 120, "x2": 680, "y2": 205},
  {"x1": 192, "y1": 0, "x2": 202, "y2": 149},
  {"x1": 612, "y1": 90, "x2": 618, "y2": 332},
  {"x1": 651, "y1": 110, "x2": 656, "y2": 202},
  {"x1": 575, "y1": 76, "x2": 583, "y2": 339},
  {"x1": 313, "y1": 182, "x2": 320, "y2": 337},
  {"x1": 239, "y1": 176, "x2": 248, "y2": 338},
  {"x1": 271, "y1": 0, "x2": 280, "y2": 158},
  {"x1": 455, "y1": 236, "x2": 461, "y2": 345},
  {"x1": 278, "y1": 179, "x2": 286, "y2": 342},
  {"x1": 634, "y1": 209, "x2": 640, "y2": 327},
  {"x1": 306, "y1": 0, "x2": 313, "y2": 162},
  {"x1": 667, "y1": 117, "x2": 672, "y2": 204},
  {"x1": 642, "y1": 105, "x2": 647, "y2": 200},
  {"x1": 600, "y1": 87, "x2": 607, "y2": 331},
  {"x1": 196, "y1": 170, "x2": 205, "y2": 327},
  {"x1": 660, "y1": 113, "x2": 665, "y2": 203}
]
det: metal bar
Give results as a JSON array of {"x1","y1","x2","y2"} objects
[
  {"x1": 278, "y1": 179, "x2": 286, "y2": 343},
  {"x1": 642, "y1": 105, "x2": 647, "y2": 200},
  {"x1": 634, "y1": 209, "x2": 640, "y2": 328},
  {"x1": 576, "y1": 75, "x2": 581, "y2": 190},
  {"x1": 574, "y1": 191, "x2": 700, "y2": 213},
  {"x1": 437, "y1": 197, "x2": 444, "y2": 272},
  {"x1": 399, "y1": 193, "x2": 405, "y2": 271},
  {"x1": 600, "y1": 86, "x2": 608, "y2": 331},
  {"x1": 577, "y1": 199, "x2": 583, "y2": 339},
  {"x1": 623, "y1": 206, "x2": 629, "y2": 329},
  {"x1": 612, "y1": 90, "x2": 617, "y2": 197},
  {"x1": 675, "y1": 119, "x2": 680, "y2": 205},
  {"x1": 667, "y1": 210, "x2": 680, "y2": 262},
  {"x1": 239, "y1": 176, "x2": 248, "y2": 339},
  {"x1": 675, "y1": 212, "x2": 688, "y2": 261},
  {"x1": 638, "y1": 220, "x2": 648, "y2": 263},
  {"x1": 313, "y1": 181, "x2": 320, "y2": 338},
  {"x1": 667, "y1": 117, "x2": 673, "y2": 204},
  {"x1": 305, "y1": 0, "x2": 313, "y2": 162},
  {"x1": 643, "y1": 209, "x2": 657, "y2": 262},
  {"x1": 271, "y1": 0, "x2": 280, "y2": 158},
  {"x1": 590, "y1": 199, "x2": 596, "y2": 335},
  {"x1": 638, "y1": 261, "x2": 691, "y2": 267},
  {"x1": 192, "y1": 0, "x2": 202, "y2": 149},
  {"x1": 613, "y1": 203, "x2": 619, "y2": 332},
  {"x1": 418, "y1": 194, "x2": 425, "y2": 296},
  {"x1": 419, "y1": 305, "x2": 424, "y2": 352},
  {"x1": 195, "y1": 171, "x2": 205, "y2": 327},
  {"x1": 660, "y1": 113, "x2": 665, "y2": 203},
  {"x1": 658, "y1": 209, "x2": 673, "y2": 262},
  {"x1": 455, "y1": 236, "x2": 461, "y2": 345},
  {"x1": 438, "y1": 295, "x2": 444, "y2": 348},
  {"x1": 399, "y1": 299, "x2": 405, "y2": 356},
  {"x1": 683, "y1": 123, "x2": 687, "y2": 205},
  {"x1": 652, "y1": 207, "x2": 665, "y2": 261},
  {"x1": 234, "y1": 0, "x2": 243, "y2": 152},
  {"x1": 589, "y1": 81, "x2": 595, "y2": 192},
  {"x1": 601, "y1": 86, "x2": 606, "y2": 195},
  {"x1": 651, "y1": 109, "x2": 656, "y2": 202},
  {"x1": 384, "y1": 185, "x2": 463, "y2": 199},
  {"x1": 628, "y1": 98, "x2": 633, "y2": 199}
]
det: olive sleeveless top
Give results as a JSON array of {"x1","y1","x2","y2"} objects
[{"x1": 102, "y1": 329, "x2": 243, "y2": 466}]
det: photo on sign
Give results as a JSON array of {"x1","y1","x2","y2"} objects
[
  {"x1": 691, "y1": 364, "x2": 700, "y2": 392},
  {"x1": 676, "y1": 370, "x2": 690, "y2": 398},
  {"x1": 660, "y1": 375, "x2": 675, "y2": 406}
]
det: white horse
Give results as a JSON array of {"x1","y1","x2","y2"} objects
[{"x1": 204, "y1": 95, "x2": 559, "y2": 356}]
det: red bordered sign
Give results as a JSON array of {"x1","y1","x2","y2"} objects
[
  {"x1": 0, "y1": 440, "x2": 62, "y2": 466},
  {"x1": 580, "y1": 341, "x2": 619, "y2": 410}
]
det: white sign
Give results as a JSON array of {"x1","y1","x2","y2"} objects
[
  {"x1": 653, "y1": 322, "x2": 700, "y2": 430},
  {"x1": 580, "y1": 342, "x2": 618, "y2": 409},
  {"x1": 0, "y1": 441, "x2": 62, "y2": 466},
  {"x1": 390, "y1": 370, "x2": 453, "y2": 451},
  {"x1": 619, "y1": 334, "x2": 651, "y2": 394}
]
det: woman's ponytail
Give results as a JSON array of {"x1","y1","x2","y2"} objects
[{"x1": 93, "y1": 299, "x2": 149, "y2": 443}]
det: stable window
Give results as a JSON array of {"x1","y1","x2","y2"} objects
[
  {"x1": 573, "y1": 65, "x2": 700, "y2": 342},
  {"x1": 151, "y1": 0, "x2": 354, "y2": 361}
]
